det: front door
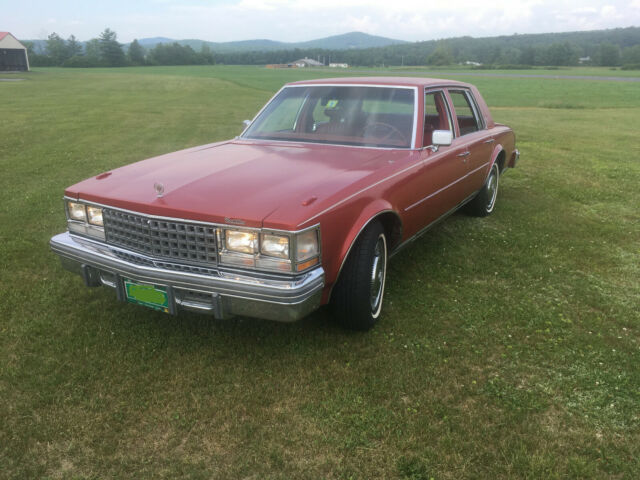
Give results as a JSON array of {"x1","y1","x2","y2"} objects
[{"x1": 401, "y1": 90, "x2": 470, "y2": 233}]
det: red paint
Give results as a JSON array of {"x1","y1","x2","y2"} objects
[{"x1": 64, "y1": 78, "x2": 517, "y2": 305}]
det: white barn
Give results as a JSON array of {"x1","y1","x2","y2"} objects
[
  {"x1": 0, "y1": 32, "x2": 29, "y2": 71},
  {"x1": 294, "y1": 57, "x2": 324, "y2": 67}
]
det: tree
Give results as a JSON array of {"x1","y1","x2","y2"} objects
[
  {"x1": 148, "y1": 42, "x2": 199, "y2": 65},
  {"x1": 84, "y1": 39, "x2": 101, "y2": 63},
  {"x1": 622, "y1": 45, "x2": 640, "y2": 64},
  {"x1": 199, "y1": 44, "x2": 214, "y2": 65},
  {"x1": 128, "y1": 39, "x2": 145, "y2": 65},
  {"x1": 46, "y1": 32, "x2": 70, "y2": 65},
  {"x1": 596, "y1": 43, "x2": 621, "y2": 66},
  {"x1": 67, "y1": 35, "x2": 83, "y2": 57},
  {"x1": 22, "y1": 41, "x2": 36, "y2": 57},
  {"x1": 544, "y1": 42, "x2": 578, "y2": 66},
  {"x1": 99, "y1": 28, "x2": 126, "y2": 66},
  {"x1": 519, "y1": 46, "x2": 536, "y2": 65},
  {"x1": 427, "y1": 43, "x2": 454, "y2": 66}
]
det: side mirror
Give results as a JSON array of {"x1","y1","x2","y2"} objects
[
  {"x1": 432, "y1": 130, "x2": 453, "y2": 146},
  {"x1": 242, "y1": 119, "x2": 252, "y2": 130}
]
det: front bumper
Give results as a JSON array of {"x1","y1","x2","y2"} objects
[{"x1": 50, "y1": 232, "x2": 324, "y2": 322}]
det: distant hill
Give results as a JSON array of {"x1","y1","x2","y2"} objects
[
  {"x1": 135, "y1": 31, "x2": 407, "y2": 52},
  {"x1": 23, "y1": 26, "x2": 640, "y2": 68},
  {"x1": 22, "y1": 31, "x2": 405, "y2": 54},
  {"x1": 137, "y1": 37, "x2": 173, "y2": 47}
]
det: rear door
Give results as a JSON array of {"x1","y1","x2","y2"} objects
[{"x1": 446, "y1": 89, "x2": 495, "y2": 195}]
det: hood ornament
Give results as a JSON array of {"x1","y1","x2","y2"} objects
[{"x1": 154, "y1": 182, "x2": 164, "y2": 198}]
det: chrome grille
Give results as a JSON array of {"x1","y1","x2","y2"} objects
[{"x1": 103, "y1": 209, "x2": 218, "y2": 265}]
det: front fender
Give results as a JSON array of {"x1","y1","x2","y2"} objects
[{"x1": 320, "y1": 199, "x2": 400, "y2": 303}]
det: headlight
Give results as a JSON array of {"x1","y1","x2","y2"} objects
[
  {"x1": 224, "y1": 230, "x2": 257, "y2": 254},
  {"x1": 86, "y1": 206, "x2": 103, "y2": 226},
  {"x1": 261, "y1": 233, "x2": 289, "y2": 259},
  {"x1": 296, "y1": 229, "x2": 319, "y2": 261},
  {"x1": 65, "y1": 199, "x2": 105, "y2": 241},
  {"x1": 67, "y1": 201, "x2": 86, "y2": 221}
]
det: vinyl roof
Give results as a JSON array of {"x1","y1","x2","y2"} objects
[{"x1": 288, "y1": 77, "x2": 472, "y2": 88}]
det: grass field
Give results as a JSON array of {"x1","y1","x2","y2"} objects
[{"x1": 1, "y1": 66, "x2": 639, "y2": 479}]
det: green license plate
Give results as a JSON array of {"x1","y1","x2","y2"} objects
[{"x1": 124, "y1": 279, "x2": 169, "y2": 313}]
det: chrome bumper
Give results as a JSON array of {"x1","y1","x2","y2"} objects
[
  {"x1": 50, "y1": 232, "x2": 324, "y2": 322},
  {"x1": 510, "y1": 149, "x2": 520, "y2": 168}
]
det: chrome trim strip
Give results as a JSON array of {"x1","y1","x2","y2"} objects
[
  {"x1": 411, "y1": 86, "x2": 419, "y2": 149},
  {"x1": 235, "y1": 138, "x2": 418, "y2": 151},
  {"x1": 424, "y1": 88, "x2": 455, "y2": 146},
  {"x1": 404, "y1": 161, "x2": 489, "y2": 212},
  {"x1": 447, "y1": 88, "x2": 486, "y2": 135},
  {"x1": 390, "y1": 190, "x2": 479, "y2": 258},
  {"x1": 297, "y1": 160, "x2": 423, "y2": 227}
]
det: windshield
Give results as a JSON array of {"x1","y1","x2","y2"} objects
[{"x1": 242, "y1": 85, "x2": 416, "y2": 148}]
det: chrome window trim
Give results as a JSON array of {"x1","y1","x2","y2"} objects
[
  {"x1": 235, "y1": 137, "x2": 420, "y2": 151},
  {"x1": 241, "y1": 84, "x2": 419, "y2": 150},
  {"x1": 447, "y1": 88, "x2": 484, "y2": 136},
  {"x1": 423, "y1": 88, "x2": 454, "y2": 147}
]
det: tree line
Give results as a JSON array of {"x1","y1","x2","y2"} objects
[
  {"x1": 26, "y1": 29, "x2": 215, "y2": 67},
  {"x1": 26, "y1": 27, "x2": 640, "y2": 69}
]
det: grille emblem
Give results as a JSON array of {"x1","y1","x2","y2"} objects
[{"x1": 154, "y1": 182, "x2": 164, "y2": 197}]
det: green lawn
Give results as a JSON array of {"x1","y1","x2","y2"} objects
[{"x1": 1, "y1": 66, "x2": 639, "y2": 479}]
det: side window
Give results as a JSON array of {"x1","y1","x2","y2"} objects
[
  {"x1": 448, "y1": 90, "x2": 482, "y2": 136},
  {"x1": 423, "y1": 91, "x2": 451, "y2": 147}
]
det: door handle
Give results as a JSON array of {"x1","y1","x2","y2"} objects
[
  {"x1": 483, "y1": 139, "x2": 495, "y2": 144},
  {"x1": 457, "y1": 151, "x2": 470, "y2": 163}
]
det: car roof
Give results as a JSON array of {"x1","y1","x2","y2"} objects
[{"x1": 287, "y1": 76, "x2": 473, "y2": 89}]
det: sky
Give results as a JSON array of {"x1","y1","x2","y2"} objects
[{"x1": 5, "y1": 0, "x2": 640, "y2": 43}]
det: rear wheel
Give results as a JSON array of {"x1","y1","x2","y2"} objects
[
  {"x1": 331, "y1": 222, "x2": 388, "y2": 331},
  {"x1": 465, "y1": 163, "x2": 499, "y2": 217}
]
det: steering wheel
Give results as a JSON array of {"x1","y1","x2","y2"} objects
[{"x1": 363, "y1": 122, "x2": 408, "y2": 145}]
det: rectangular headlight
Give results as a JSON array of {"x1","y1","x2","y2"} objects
[
  {"x1": 224, "y1": 230, "x2": 257, "y2": 254},
  {"x1": 261, "y1": 233, "x2": 289, "y2": 259},
  {"x1": 86, "y1": 206, "x2": 103, "y2": 226},
  {"x1": 67, "y1": 201, "x2": 86, "y2": 222},
  {"x1": 296, "y1": 229, "x2": 319, "y2": 261}
]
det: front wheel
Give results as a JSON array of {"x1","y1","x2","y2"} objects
[
  {"x1": 465, "y1": 163, "x2": 499, "y2": 217},
  {"x1": 331, "y1": 222, "x2": 388, "y2": 331}
]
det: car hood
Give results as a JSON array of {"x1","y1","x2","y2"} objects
[{"x1": 66, "y1": 140, "x2": 404, "y2": 229}]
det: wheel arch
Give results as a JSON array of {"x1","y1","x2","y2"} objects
[
  {"x1": 484, "y1": 145, "x2": 506, "y2": 183},
  {"x1": 327, "y1": 206, "x2": 402, "y2": 302},
  {"x1": 494, "y1": 148, "x2": 507, "y2": 173}
]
